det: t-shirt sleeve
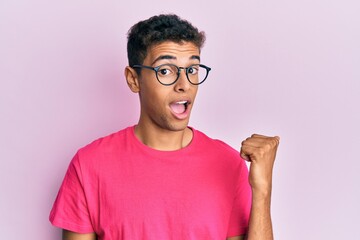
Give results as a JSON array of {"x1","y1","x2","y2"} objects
[
  {"x1": 227, "y1": 160, "x2": 252, "y2": 237},
  {"x1": 49, "y1": 153, "x2": 94, "y2": 233}
]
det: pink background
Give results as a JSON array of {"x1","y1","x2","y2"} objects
[{"x1": 1, "y1": 0, "x2": 359, "y2": 239}]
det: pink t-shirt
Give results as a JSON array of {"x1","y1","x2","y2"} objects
[{"x1": 50, "y1": 126, "x2": 251, "y2": 239}]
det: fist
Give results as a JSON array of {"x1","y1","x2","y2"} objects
[{"x1": 240, "y1": 134, "x2": 280, "y2": 193}]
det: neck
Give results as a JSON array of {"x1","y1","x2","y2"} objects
[{"x1": 134, "y1": 122, "x2": 193, "y2": 151}]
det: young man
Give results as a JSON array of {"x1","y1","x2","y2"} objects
[{"x1": 50, "y1": 14, "x2": 280, "y2": 240}]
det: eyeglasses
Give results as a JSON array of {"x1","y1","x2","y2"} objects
[{"x1": 132, "y1": 63, "x2": 211, "y2": 86}]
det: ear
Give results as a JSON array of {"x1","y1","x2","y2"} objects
[{"x1": 124, "y1": 66, "x2": 140, "y2": 93}]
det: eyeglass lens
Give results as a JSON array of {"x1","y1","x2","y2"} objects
[{"x1": 156, "y1": 64, "x2": 208, "y2": 85}]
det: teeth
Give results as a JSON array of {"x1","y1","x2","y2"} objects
[{"x1": 176, "y1": 101, "x2": 188, "y2": 105}]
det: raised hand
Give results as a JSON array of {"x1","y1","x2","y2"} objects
[
  {"x1": 240, "y1": 134, "x2": 280, "y2": 240},
  {"x1": 240, "y1": 134, "x2": 280, "y2": 193}
]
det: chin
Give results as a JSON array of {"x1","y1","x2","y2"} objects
[
  {"x1": 160, "y1": 118, "x2": 190, "y2": 132},
  {"x1": 167, "y1": 122, "x2": 189, "y2": 132}
]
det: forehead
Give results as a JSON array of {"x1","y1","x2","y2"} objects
[{"x1": 144, "y1": 41, "x2": 200, "y2": 65}]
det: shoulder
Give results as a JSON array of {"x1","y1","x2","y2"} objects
[
  {"x1": 78, "y1": 126, "x2": 131, "y2": 156},
  {"x1": 193, "y1": 128, "x2": 239, "y2": 154},
  {"x1": 68, "y1": 126, "x2": 135, "y2": 179},
  {"x1": 192, "y1": 128, "x2": 242, "y2": 164},
  {"x1": 70, "y1": 126, "x2": 133, "y2": 170},
  {"x1": 191, "y1": 128, "x2": 248, "y2": 180}
]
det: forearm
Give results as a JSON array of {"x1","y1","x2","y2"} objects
[
  {"x1": 62, "y1": 230, "x2": 97, "y2": 240},
  {"x1": 246, "y1": 189, "x2": 273, "y2": 240},
  {"x1": 240, "y1": 134, "x2": 279, "y2": 240}
]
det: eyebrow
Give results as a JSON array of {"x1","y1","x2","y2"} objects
[{"x1": 151, "y1": 55, "x2": 200, "y2": 66}]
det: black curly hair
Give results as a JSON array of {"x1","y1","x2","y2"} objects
[{"x1": 127, "y1": 14, "x2": 206, "y2": 69}]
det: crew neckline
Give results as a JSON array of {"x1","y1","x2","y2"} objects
[{"x1": 129, "y1": 125, "x2": 197, "y2": 156}]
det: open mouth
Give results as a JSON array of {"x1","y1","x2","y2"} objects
[{"x1": 170, "y1": 100, "x2": 189, "y2": 114}]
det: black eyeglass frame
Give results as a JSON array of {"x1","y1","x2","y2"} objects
[{"x1": 132, "y1": 63, "x2": 212, "y2": 86}]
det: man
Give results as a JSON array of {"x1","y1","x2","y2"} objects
[{"x1": 50, "y1": 14, "x2": 280, "y2": 240}]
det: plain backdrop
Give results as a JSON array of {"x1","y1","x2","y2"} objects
[{"x1": 1, "y1": 0, "x2": 359, "y2": 239}]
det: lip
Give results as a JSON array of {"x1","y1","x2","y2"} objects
[{"x1": 169, "y1": 99, "x2": 192, "y2": 120}]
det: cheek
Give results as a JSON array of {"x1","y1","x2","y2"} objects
[
  {"x1": 193, "y1": 87, "x2": 199, "y2": 96},
  {"x1": 140, "y1": 85, "x2": 170, "y2": 109}
]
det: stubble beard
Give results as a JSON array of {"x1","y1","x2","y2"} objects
[{"x1": 157, "y1": 114, "x2": 190, "y2": 132}]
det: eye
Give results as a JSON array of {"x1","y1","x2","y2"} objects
[
  {"x1": 187, "y1": 66, "x2": 199, "y2": 75},
  {"x1": 158, "y1": 65, "x2": 175, "y2": 76},
  {"x1": 159, "y1": 68, "x2": 171, "y2": 76}
]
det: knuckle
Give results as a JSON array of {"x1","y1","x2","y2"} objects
[
  {"x1": 264, "y1": 142, "x2": 272, "y2": 151},
  {"x1": 271, "y1": 137, "x2": 279, "y2": 146},
  {"x1": 242, "y1": 137, "x2": 251, "y2": 144}
]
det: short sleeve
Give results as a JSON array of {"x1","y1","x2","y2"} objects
[
  {"x1": 49, "y1": 153, "x2": 94, "y2": 233},
  {"x1": 227, "y1": 160, "x2": 252, "y2": 237}
]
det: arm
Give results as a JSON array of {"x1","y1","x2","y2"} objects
[
  {"x1": 62, "y1": 230, "x2": 97, "y2": 240},
  {"x1": 240, "y1": 134, "x2": 280, "y2": 240},
  {"x1": 227, "y1": 236, "x2": 246, "y2": 240}
]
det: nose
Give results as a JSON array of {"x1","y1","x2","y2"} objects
[{"x1": 174, "y1": 68, "x2": 191, "y2": 92}]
